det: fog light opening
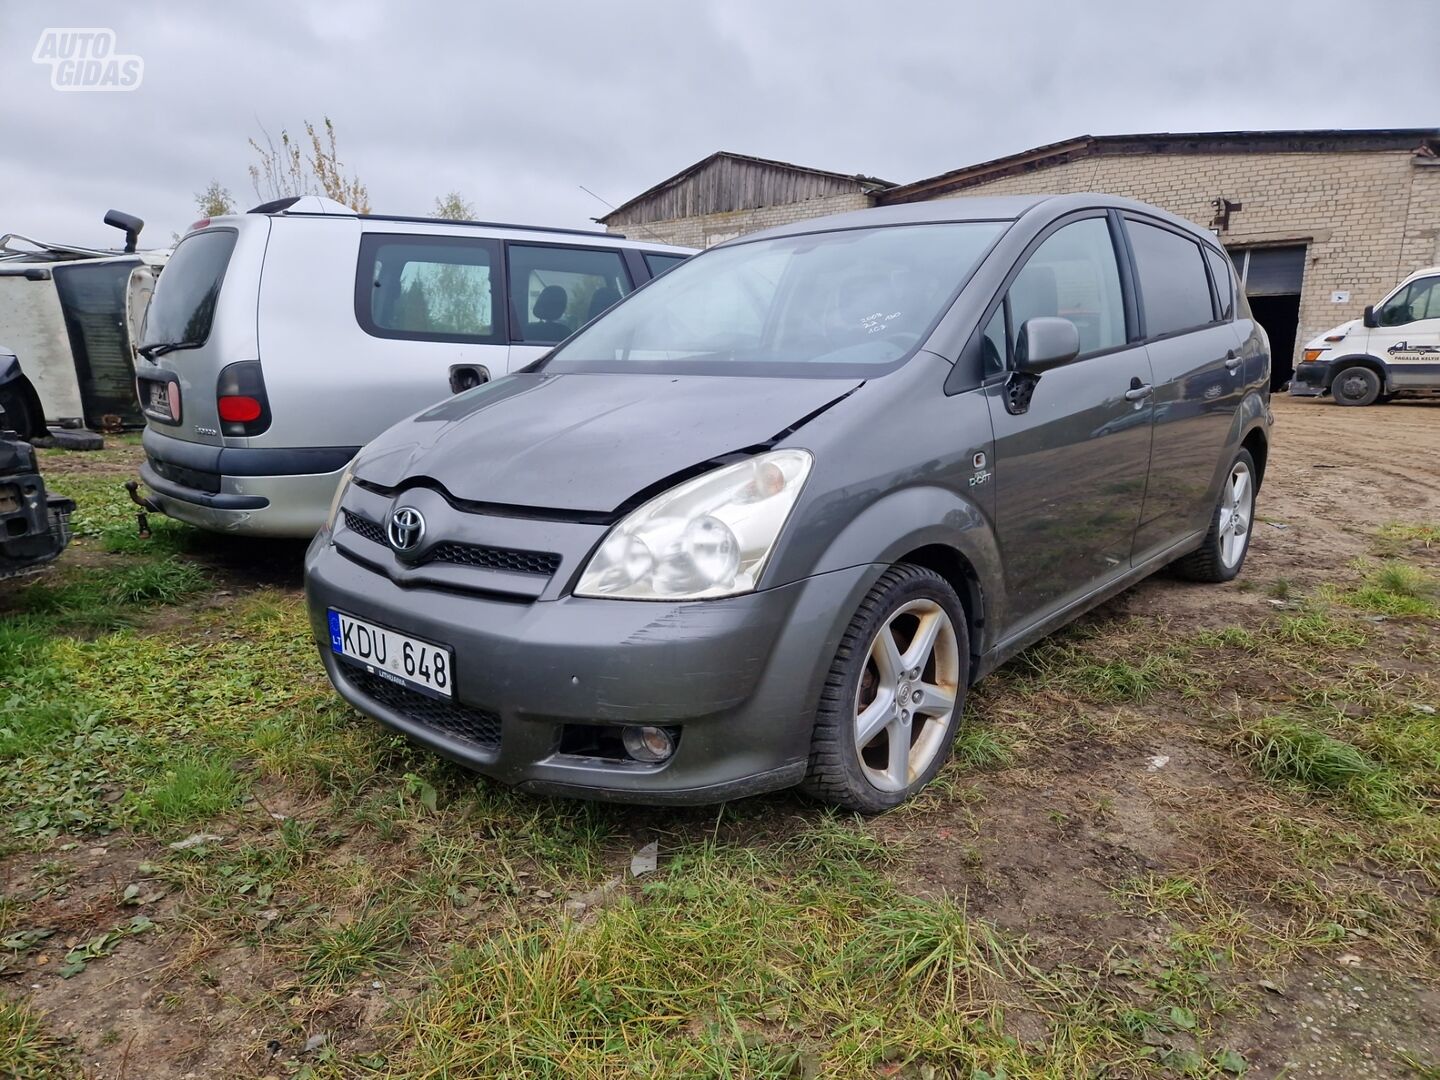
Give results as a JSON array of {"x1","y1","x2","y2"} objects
[{"x1": 622, "y1": 725, "x2": 676, "y2": 764}]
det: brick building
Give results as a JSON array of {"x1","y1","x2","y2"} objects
[{"x1": 601, "y1": 130, "x2": 1440, "y2": 385}]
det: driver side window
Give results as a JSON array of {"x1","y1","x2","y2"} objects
[
  {"x1": 1379, "y1": 277, "x2": 1440, "y2": 326},
  {"x1": 1007, "y1": 218, "x2": 1126, "y2": 359}
]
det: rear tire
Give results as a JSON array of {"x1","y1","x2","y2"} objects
[
  {"x1": 0, "y1": 381, "x2": 43, "y2": 441},
  {"x1": 803, "y1": 564, "x2": 969, "y2": 813},
  {"x1": 1173, "y1": 449, "x2": 1257, "y2": 583},
  {"x1": 1331, "y1": 366, "x2": 1381, "y2": 406}
]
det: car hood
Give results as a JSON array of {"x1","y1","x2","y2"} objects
[
  {"x1": 353, "y1": 371, "x2": 863, "y2": 513},
  {"x1": 1304, "y1": 318, "x2": 1360, "y2": 349}
]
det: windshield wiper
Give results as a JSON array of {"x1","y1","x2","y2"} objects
[{"x1": 138, "y1": 340, "x2": 201, "y2": 360}]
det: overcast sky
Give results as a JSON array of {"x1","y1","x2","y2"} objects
[{"x1": 2, "y1": 0, "x2": 1436, "y2": 250}]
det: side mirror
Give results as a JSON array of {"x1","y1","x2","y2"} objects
[
  {"x1": 1362, "y1": 304, "x2": 1378, "y2": 329},
  {"x1": 1015, "y1": 316, "x2": 1080, "y2": 373},
  {"x1": 104, "y1": 209, "x2": 144, "y2": 254}
]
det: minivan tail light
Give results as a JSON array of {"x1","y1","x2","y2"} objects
[
  {"x1": 216, "y1": 360, "x2": 271, "y2": 436},
  {"x1": 190, "y1": 218, "x2": 211, "y2": 232},
  {"x1": 218, "y1": 395, "x2": 262, "y2": 422}
]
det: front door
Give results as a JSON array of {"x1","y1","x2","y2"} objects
[
  {"x1": 984, "y1": 214, "x2": 1155, "y2": 642},
  {"x1": 1375, "y1": 273, "x2": 1440, "y2": 390}
]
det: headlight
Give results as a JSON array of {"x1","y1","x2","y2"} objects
[
  {"x1": 576, "y1": 449, "x2": 813, "y2": 600},
  {"x1": 324, "y1": 459, "x2": 357, "y2": 534}
]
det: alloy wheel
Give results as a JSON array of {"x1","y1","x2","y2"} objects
[
  {"x1": 853, "y1": 598, "x2": 960, "y2": 792},
  {"x1": 1218, "y1": 460, "x2": 1254, "y2": 569}
]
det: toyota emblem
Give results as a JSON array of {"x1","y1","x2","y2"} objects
[{"x1": 387, "y1": 506, "x2": 425, "y2": 552}]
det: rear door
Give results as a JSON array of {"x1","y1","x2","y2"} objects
[
  {"x1": 1122, "y1": 215, "x2": 1245, "y2": 561},
  {"x1": 985, "y1": 212, "x2": 1155, "y2": 641},
  {"x1": 50, "y1": 257, "x2": 144, "y2": 428},
  {"x1": 504, "y1": 242, "x2": 637, "y2": 369},
  {"x1": 1374, "y1": 274, "x2": 1440, "y2": 389},
  {"x1": 135, "y1": 224, "x2": 256, "y2": 448}
]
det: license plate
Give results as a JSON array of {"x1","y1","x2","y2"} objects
[
  {"x1": 328, "y1": 610, "x2": 453, "y2": 699},
  {"x1": 141, "y1": 378, "x2": 180, "y2": 422}
]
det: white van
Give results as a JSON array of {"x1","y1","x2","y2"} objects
[
  {"x1": 132, "y1": 196, "x2": 692, "y2": 537},
  {"x1": 0, "y1": 211, "x2": 167, "y2": 434},
  {"x1": 1294, "y1": 265, "x2": 1440, "y2": 405}
]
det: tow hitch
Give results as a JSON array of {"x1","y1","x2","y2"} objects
[{"x1": 124, "y1": 479, "x2": 162, "y2": 539}]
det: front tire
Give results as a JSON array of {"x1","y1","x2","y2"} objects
[
  {"x1": 803, "y1": 564, "x2": 969, "y2": 813},
  {"x1": 1173, "y1": 449, "x2": 1257, "y2": 583},
  {"x1": 1331, "y1": 365, "x2": 1381, "y2": 406}
]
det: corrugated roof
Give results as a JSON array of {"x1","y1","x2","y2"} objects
[{"x1": 598, "y1": 151, "x2": 895, "y2": 224}]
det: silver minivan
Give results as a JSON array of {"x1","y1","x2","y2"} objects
[{"x1": 133, "y1": 195, "x2": 691, "y2": 537}]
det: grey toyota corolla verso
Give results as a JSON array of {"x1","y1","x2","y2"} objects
[{"x1": 305, "y1": 194, "x2": 1272, "y2": 811}]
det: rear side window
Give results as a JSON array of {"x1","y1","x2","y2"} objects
[
  {"x1": 139, "y1": 229, "x2": 236, "y2": 351},
  {"x1": 1204, "y1": 246, "x2": 1235, "y2": 321},
  {"x1": 358, "y1": 234, "x2": 501, "y2": 343},
  {"x1": 508, "y1": 245, "x2": 633, "y2": 344},
  {"x1": 644, "y1": 252, "x2": 687, "y2": 278},
  {"x1": 1128, "y1": 220, "x2": 1216, "y2": 338}
]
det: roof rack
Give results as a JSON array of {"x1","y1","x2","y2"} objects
[{"x1": 356, "y1": 212, "x2": 620, "y2": 239}]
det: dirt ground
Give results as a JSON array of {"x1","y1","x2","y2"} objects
[{"x1": 4, "y1": 394, "x2": 1439, "y2": 1079}]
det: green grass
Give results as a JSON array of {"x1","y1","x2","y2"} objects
[
  {"x1": 301, "y1": 903, "x2": 414, "y2": 989},
  {"x1": 1338, "y1": 561, "x2": 1439, "y2": 618},
  {"x1": 1236, "y1": 715, "x2": 1397, "y2": 812},
  {"x1": 1376, "y1": 521, "x2": 1440, "y2": 549},
  {"x1": 0, "y1": 997, "x2": 71, "y2": 1078}
]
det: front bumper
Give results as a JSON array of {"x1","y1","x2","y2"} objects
[
  {"x1": 1290, "y1": 360, "x2": 1331, "y2": 395},
  {"x1": 304, "y1": 532, "x2": 875, "y2": 804}
]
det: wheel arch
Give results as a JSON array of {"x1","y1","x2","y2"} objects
[
  {"x1": 895, "y1": 543, "x2": 986, "y2": 682},
  {"x1": 1323, "y1": 353, "x2": 1390, "y2": 393},
  {"x1": 1240, "y1": 424, "x2": 1268, "y2": 488},
  {"x1": 788, "y1": 483, "x2": 1005, "y2": 676}
]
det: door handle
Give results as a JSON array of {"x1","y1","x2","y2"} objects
[
  {"x1": 1124, "y1": 381, "x2": 1153, "y2": 402},
  {"x1": 1225, "y1": 351, "x2": 1243, "y2": 373}
]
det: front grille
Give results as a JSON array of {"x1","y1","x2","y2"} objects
[
  {"x1": 343, "y1": 509, "x2": 385, "y2": 545},
  {"x1": 426, "y1": 541, "x2": 561, "y2": 576},
  {"x1": 341, "y1": 665, "x2": 501, "y2": 751},
  {"x1": 342, "y1": 509, "x2": 559, "y2": 577}
]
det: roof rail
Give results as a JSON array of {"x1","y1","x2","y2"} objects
[{"x1": 355, "y1": 212, "x2": 621, "y2": 239}]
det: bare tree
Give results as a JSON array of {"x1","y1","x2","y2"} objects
[
  {"x1": 248, "y1": 117, "x2": 370, "y2": 212},
  {"x1": 194, "y1": 181, "x2": 235, "y2": 217},
  {"x1": 433, "y1": 192, "x2": 475, "y2": 221}
]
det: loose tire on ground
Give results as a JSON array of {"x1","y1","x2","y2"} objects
[
  {"x1": 1173, "y1": 448, "x2": 1258, "y2": 583},
  {"x1": 1331, "y1": 365, "x2": 1381, "y2": 406},
  {"x1": 803, "y1": 564, "x2": 970, "y2": 813}
]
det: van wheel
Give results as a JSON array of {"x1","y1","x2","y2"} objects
[
  {"x1": 1331, "y1": 366, "x2": 1381, "y2": 406},
  {"x1": 1173, "y1": 449, "x2": 1257, "y2": 583},
  {"x1": 803, "y1": 565, "x2": 969, "y2": 813}
]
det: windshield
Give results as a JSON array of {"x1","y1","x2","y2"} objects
[
  {"x1": 138, "y1": 228, "x2": 237, "y2": 354},
  {"x1": 543, "y1": 221, "x2": 1006, "y2": 376}
]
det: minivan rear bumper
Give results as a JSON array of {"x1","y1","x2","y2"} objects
[{"x1": 141, "y1": 427, "x2": 357, "y2": 537}]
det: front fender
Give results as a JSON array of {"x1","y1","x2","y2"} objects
[{"x1": 784, "y1": 483, "x2": 1004, "y2": 653}]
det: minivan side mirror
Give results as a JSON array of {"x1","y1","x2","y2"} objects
[
  {"x1": 1015, "y1": 316, "x2": 1080, "y2": 373},
  {"x1": 1362, "y1": 304, "x2": 1378, "y2": 329}
]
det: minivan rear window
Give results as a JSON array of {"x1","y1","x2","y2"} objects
[{"x1": 138, "y1": 228, "x2": 237, "y2": 354}]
